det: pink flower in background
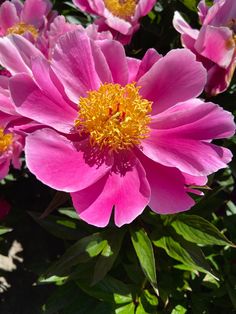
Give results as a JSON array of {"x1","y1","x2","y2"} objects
[
  {"x1": 72, "y1": 0, "x2": 156, "y2": 44},
  {"x1": 47, "y1": 15, "x2": 112, "y2": 58},
  {"x1": 173, "y1": 0, "x2": 236, "y2": 96},
  {"x1": 0, "y1": 0, "x2": 56, "y2": 56},
  {"x1": 2, "y1": 30, "x2": 235, "y2": 227}
]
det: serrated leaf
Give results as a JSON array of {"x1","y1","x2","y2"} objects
[
  {"x1": 92, "y1": 229, "x2": 125, "y2": 285},
  {"x1": 171, "y1": 214, "x2": 234, "y2": 246},
  {"x1": 130, "y1": 227, "x2": 158, "y2": 294},
  {"x1": 45, "y1": 233, "x2": 107, "y2": 277},
  {"x1": 153, "y1": 236, "x2": 218, "y2": 279}
]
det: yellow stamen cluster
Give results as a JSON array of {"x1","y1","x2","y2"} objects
[
  {"x1": 104, "y1": 0, "x2": 137, "y2": 20},
  {"x1": 0, "y1": 128, "x2": 13, "y2": 153},
  {"x1": 75, "y1": 83, "x2": 152, "y2": 152},
  {"x1": 7, "y1": 22, "x2": 38, "y2": 38}
]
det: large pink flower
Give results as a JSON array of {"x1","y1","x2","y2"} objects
[
  {"x1": 3, "y1": 30, "x2": 235, "y2": 227},
  {"x1": 173, "y1": 0, "x2": 236, "y2": 96},
  {"x1": 72, "y1": 0, "x2": 156, "y2": 44}
]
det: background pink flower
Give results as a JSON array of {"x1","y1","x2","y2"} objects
[
  {"x1": 1, "y1": 30, "x2": 234, "y2": 227},
  {"x1": 72, "y1": 0, "x2": 156, "y2": 44},
  {"x1": 173, "y1": 0, "x2": 236, "y2": 95}
]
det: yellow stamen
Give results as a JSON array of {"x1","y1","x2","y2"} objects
[
  {"x1": 7, "y1": 22, "x2": 38, "y2": 39},
  {"x1": 75, "y1": 83, "x2": 152, "y2": 152},
  {"x1": 104, "y1": 0, "x2": 137, "y2": 20},
  {"x1": 0, "y1": 128, "x2": 13, "y2": 153}
]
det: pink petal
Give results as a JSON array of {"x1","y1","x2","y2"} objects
[
  {"x1": 0, "y1": 1, "x2": 19, "y2": 34},
  {"x1": 150, "y1": 99, "x2": 235, "y2": 140},
  {"x1": 10, "y1": 73, "x2": 77, "y2": 133},
  {"x1": 72, "y1": 0, "x2": 97, "y2": 14},
  {"x1": 194, "y1": 25, "x2": 235, "y2": 68},
  {"x1": 25, "y1": 128, "x2": 113, "y2": 193},
  {"x1": 0, "y1": 35, "x2": 44, "y2": 75},
  {"x1": 127, "y1": 57, "x2": 141, "y2": 82},
  {"x1": 198, "y1": 0, "x2": 209, "y2": 24},
  {"x1": 135, "y1": 0, "x2": 156, "y2": 19},
  {"x1": 21, "y1": 0, "x2": 52, "y2": 28},
  {"x1": 173, "y1": 11, "x2": 199, "y2": 39},
  {"x1": 31, "y1": 56, "x2": 76, "y2": 110},
  {"x1": 103, "y1": 10, "x2": 132, "y2": 35},
  {"x1": 140, "y1": 155, "x2": 194, "y2": 214},
  {"x1": 136, "y1": 48, "x2": 162, "y2": 81},
  {"x1": 98, "y1": 39, "x2": 129, "y2": 85},
  {"x1": 141, "y1": 129, "x2": 232, "y2": 176},
  {"x1": 71, "y1": 152, "x2": 150, "y2": 227},
  {"x1": 0, "y1": 158, "x2": 10, "y2": 180},
  {"x1": 52, "y1": 29, "x2": 103, "y2": 102},
  {"x1": 206, "y1": 58, "x2": 236, "y2": 96},
  {"x1": 137, "y1": 49, "x2": 207, "y2": 114},
  {"x1": 205, "y1": 0, "x2": 236, "y2": 26}
]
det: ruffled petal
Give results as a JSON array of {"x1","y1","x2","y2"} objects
[
  {"x1": 71, "y1": 152, "x2": 150, "y2": 227},
  {"x1": 52, "y1": 29, "x2": 104, "y2": 102},
  {"x1": 10, "y1": 73, "x2": 77, "y2": 133},
  {"x1": 137, "y1": 49, "x2": 206, "y2": 114}
]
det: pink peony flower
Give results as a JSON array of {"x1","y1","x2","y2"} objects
[
  {"x1": 72, "y1": 0, "x2": 156, "y2": 44},
  {"x1": 173, "y1": 0, "x2": 236, "y2": 96},
  {"x1": 3, "y1": 30, "x2": 235, "y2": 227},
  {"x1": 0, "y1": 0, "x2": 54, "y2": 36},
  {"x1": 0, "y1": 0, "x2": 57, "y2": 56},
  {"x1": 0, "y1": 112, "x2": 23, "y2": 179}
]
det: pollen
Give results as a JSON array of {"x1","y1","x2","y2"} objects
[
  {"x1": 0, "y1": 128, "x2": 13, "y2": 153},
  {"x1": 75, "y1": 83, "x2": 152, "y2": 152},
  {"x1": 104, "y1": 0, "x2": 137, "y2": 20},
  {"x1": 7, "y1": 22, "x2": 38, "y2": 39}
]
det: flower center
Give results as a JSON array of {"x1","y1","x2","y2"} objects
[
  {"x1": 7, "y1": 22, "x2": 38, "y2": 38},
  {"x1": 75, "y1": 83, "x2": 152, "y2": 152},
  {"x1": 0, "y1": 128, "x2": 13, "y2": 153},
  {"x1": 104, "y1": 0, "x2": 137, "y2": 20}
]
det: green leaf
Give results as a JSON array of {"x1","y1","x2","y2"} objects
[
  {"x1": 178, "y1": 0, "x2": 198, "y2": 11},
  {"x1": 136, "y1": 290, "x2": 158, "y2": 314},
  {"x1": 0, "y1": 226, "x2": 12, "y2": 235},
  {"x1": 29, "y1": 211, "x2": 83, "y2": 240},
  {"x1": 115, "y1": 302, "x2": 135, "y2": 314},
  {"x1": 58, "y1": 208, "x2": 79, "y2": 220},
  {"x1": 45, "y1": 233, "x2": 107, "y2": 277},
  {"x1": 130, "y1": 227, "x2": 158, "y2": 294},
  {"x1": 77, "y1": 275, "x2": 133, "y2": 305},
  {"x1": 170, "y1": 214, "x2": 234, "y2": 246},
  {"x1": 171, "y1": 304, "x2": 187, "y2": 314},
  {"x1": 92, "y1": 229, "x2": 125, "y2": 285},
  {"x1": 42, "y1": 282, "x2": 98, "y2": 314},
  {"x1": 153, "y1": 236, "x2": 218, "y2": 279}
]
